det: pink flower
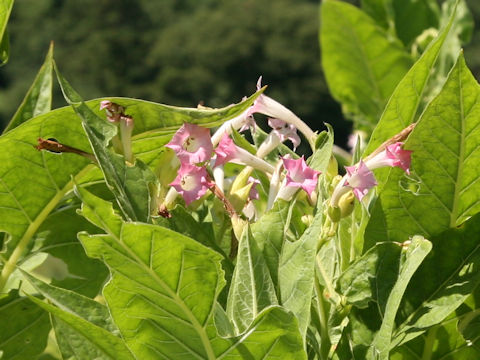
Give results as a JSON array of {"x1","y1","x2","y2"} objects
[
  {"x1": 282, "y1": 156, "x2": 320, "y2": 197},
  {"x1": 166, "y1": 123, "x2": 213, "y2": 165},
  {"x1": 213, "y1": 133, "x2": 275, "y2": 174},
  {"x1": 345, "y1": 161, "x2": 378, "y2": 201},
  {"x1": 169, "y1": 164, "x2": 213, "y2": 205},
  {"x1": 268, "y1": 118, "x2": 301, "y2": 150},
  {"x1": 366, "y1": 142, "x2": 412, "y2": 174},
  {"x1": 214, "y1": 133, "x2": 238, "y2": 167}
]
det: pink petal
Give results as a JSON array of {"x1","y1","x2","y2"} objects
[
  {"x1": 213, "y1": 133, "x2": 238, "y2": 167},
  {"x1": 282, "y1": 156, "x2": 320, "y2": 197},
  {"x1": 169, "y1": 164, "x2": 213, "y2": 205},
  {"x1": 345, "y1": 161, "x2": 377, "y2": 200},
  {"x1": 166, "y1": 123, "x2": 213, "y2": 165}
]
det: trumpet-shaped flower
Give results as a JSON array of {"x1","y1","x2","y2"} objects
[
  {"x1": 366, "y1": 142, "x2": 412, "y2": 174},
  {"x1": 166, "y1": 123, "x2": 213, "y2": 165},
  {"x1": 345, "y1": 161, "x2": 378, "y2": 201},
  {"x1": 214, "y1": 133, "x2": 275, "y2": 174},
  {"x1": 169, "y1": 164, "x2": 213, "y2": 205},
  {"x1": 282, "y1": 156, "x2": 320, "y2": 197}
]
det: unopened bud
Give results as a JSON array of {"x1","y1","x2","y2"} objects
[
  {"x1": 327, "y1": 205, "x2": 341, "y2": 223},
  {"x1": 326, "y1": 155, "x2": 338, "y2": 180},
  {"x1": 338, "y1": 190, "x2": 355, "y2": 218}
]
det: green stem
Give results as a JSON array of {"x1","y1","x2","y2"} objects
[
  {"x1": 314, "y1": 272, "x2": 330, "y2": 360},
  {"x1": 421, "y1": 326, "x2": 438, "y2": 360}
]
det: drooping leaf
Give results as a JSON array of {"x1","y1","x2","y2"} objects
[
  {"x1": 320, "y1": 0, "x2": 413, "y2": 132},
  {"x1": 76, "y1": 186, "x2": 305, "y2": 358},
  {"x1": 3, "y1": 42, "x2": 54, "y2": 133},
  {"x1": 0, "y1": 290, "x2": 50, "y2": 359},
  {"x1": 226, "y1": 227, "x2": 278, "y2": 335},
  {"x1": 364, "y1": 4, "x2": 456, "y2": 155},
  {"x1": 365, "y1": 53, "x2": 480, "y2": 247},
  {"x1": 0, "y1": 0, "x2": 13, "y2": 66}
]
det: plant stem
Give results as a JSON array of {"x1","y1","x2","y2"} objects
[
  {"x1": 314, "y1": 273, "x2": 330, "y2": 360},
  {"x1": 421, "y1": 326, "x2": 438, "y2": 360}
]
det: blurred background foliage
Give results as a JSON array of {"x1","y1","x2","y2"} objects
[{"x1": 0, "y1": 0, "x2": 479, "y2": 148}]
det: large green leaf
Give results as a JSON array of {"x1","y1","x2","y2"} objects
[
  {"x1": 34, "y1": 206, "x2": 108, "y2": 297},
  {"x1": 3, "y1": 43, "x2": 54, "y2": 133},
  {"x1": 365, "y1": 53, "x2": 480, "y2": 246},
  {"x1": 391, "y1": 213, "x2": 480, "y2": 348},
  {"x1": 250, "y1": 199, "x2": 290, "y2": 288},
  {"x1": 23, "y1": 272, "x2": 133, "y2": 360},
  {"x1": 278, "y1": 195, "x2": 323, "y2": 341},
  {"x1": 0, "y1": 0, "x2": 13, "y2": 66},
  {"x1": 392, "y1": 0, "x2": 440, "y2": 46},
  {"x1": 364, "y1": 3, "x2": 456, "y2": 156},
  {"x1": 0, "y1": 290, "x2": 50, "y2": 359},
  {"x1": 367, "y1": 237, "x2": 432, "y2": 360},
  {"x1": 320, "y1": 0, "x2": 413, "y2": 131},
  {"x1": 226, "y1": 227, "x2": 278, "y2": 335},
  {"x1": 0, "y1": 72, "x2": 261, "y2": 291},
  {"x1": 76, "y1": 186, "x2": 305, "y2": 359}
]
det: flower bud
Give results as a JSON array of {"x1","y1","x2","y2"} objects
[
  {"x1": 327, "y1": 205, "x2": 341, "y2": 223},
  {"x1": 338, "y1": 190, "x2": 355, "y2": 218}
]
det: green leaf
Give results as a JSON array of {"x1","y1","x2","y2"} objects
[
  {"x1": 27, "y1": 295, "x2": 134, "y2": 360},
  {"x1": 226, "y1": 227, "x2": 278, "y2": 335},
  {"x1": 77, "y1": 186, "x2": 305, "y2": 359},
  {"x1": 76, "y1": 186, "x2": 225, "y2": 358},
  {"x1": 320, "y1": 0, "x2": 413, "y2": 132},
  {"x1": 250, "y1": 199, "x2": 290, "y2": 288},
  {"x1": 336, "y1": 242, "x2": 404, "y2": 309},
  {"x1": 392, "y1": 0, "x2": 440, "y2": 46},
  {"x1": 3, "y1": 42, "x2": 54, "y2": 133},
  {"x1": 22, "y1": 272, "x2": 133, "y2": 360},
  {"x1": 368, "y1": 236, "x2": 432, "y2": 360},
  {"x1": 0, "y1": 0, "x2": 13, "y2": 66},
  {"x1": 365, "y1": 53, "x2": 480, "y2": 247},
  {"x1": 391, "y1": 213, "x2": 480, "y2": 347},
  {"x1": 0, "y1": 290, "x2": 50, "y2": 359},
  {"x1": 34, "y1": 207, "x2": 108, "y2": 297},
  {"x1": 56, "y1": 65, "x2": 156, "y2": 223},
  {"x1": 308, "y1": 123, "x2": 334, "y2": 173},
  {"x1": 278, "y1": 195, "x2": 324, "y2": 340},
  {"x1": 361, "y1": 0, "x2": 395, "y2": 30},
  {"x1": 364, "y1": 4, "x2": 456, "y2": 155}
]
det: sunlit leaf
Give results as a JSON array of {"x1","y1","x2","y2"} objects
[
  {"x1": 321, "y1": 0, "x2": 413, "y2": 132},
  {"x1": 365, "y1": 53, "x2": 480, "y2": 246},
  {"x1": 4, "y1": 42, "x2": 54, "y2": 133}
]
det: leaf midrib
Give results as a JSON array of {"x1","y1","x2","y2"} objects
[{"x1": 90, "y1": 211, "x2": 217, "y2": 360}]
